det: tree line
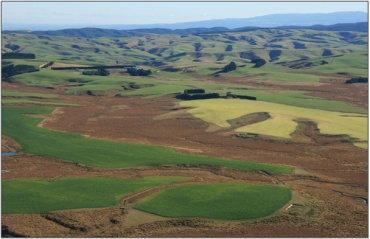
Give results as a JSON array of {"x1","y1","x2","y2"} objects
[
  {"x1": 2, "y1": 64, "x2": 39, "y2": 80},
  {"x1": 51, "y1": 65, "x2": 135, "y2": 70},
  {"x1": 126, "y1": 68, "x2": 152, "y2": 76},
  {"x1": 83, "y1": 68, "x2": 110, "y2": 76},
  {"x1": 345, "y1": 77, "x2": 368, "y2": 84},
  {"x1": 2, "y1": 53, "x2": 35, "y2": 59},
  {"x1": 176, "y1": 89, "x2": 257, "y2": 101}
]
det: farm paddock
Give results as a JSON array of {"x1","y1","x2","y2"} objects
[{"x1": 1, "y1": 80, "x2": 368, "y2": 237}]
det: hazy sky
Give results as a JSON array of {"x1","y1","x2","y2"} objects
[{"x1": 2, "y1": 1, "x2": 368, "y2": 25}]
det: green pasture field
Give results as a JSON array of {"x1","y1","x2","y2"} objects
[
  {"x1": 10, "y1": 68, "x2": 366, "y2": 115},
  {"x1": 222, "y1": 63, "x2": 325, "y2": 82},
  {"x1": 1, "y1": 90, "x2": 74, "y2": 106},
  {"x1": 311, "y1": 52, "x2": 368, "y2": 77},
  {"x1": 2, "y1": 107, "x2": 293, "y2": 173},
  {"x1": 1, "y1": 99, "x2": 79, "y2": 106},
  {"x1": 2, "y1": 176, "x2": 189, "y2": 214},
  {"x1": 122, "y1": 83, "x2": 188, "y2": 98},
  {"x1": 214, "y1": 89, "x2": 367, "y2": 114},
  {"x1": 9, "y1": 69, "x2": 87, "y2": 88},
  {"x1": 1, "y1": 59, "x2": 47, "y2": 67},
  {"x1": 2, "y1": 90, "x2": 58, "y2": 98},
  {"x1": 180, "y1": 99, "x2": 367, "y2": 148},
  {"x1": 134, "y1": 183, "x2": 292, "y2": 220},
  {"x1": 152, "y1": 70, "x2": 200, "y2": 81}
]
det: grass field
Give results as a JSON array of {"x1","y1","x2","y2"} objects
[
  {"x1": 211, "y1": 89, "x2": 367, "y2": 114},
  {"x1": 10, "y1": 68, "x2": 366, "y2": 115},
  {"x1": 3, "y1": 28, "x2": 367, "y2": 77},
  {"x1": 2, "y1": 176, "x2": 189, "y2": 214},
  {"x1": 2, "y1": 99, "x2": 79, "y2": 106},
  {"x1": 134, "y1": 183, "x2": 292, "y2": 220},
  {"x1": 311, "y1": 52, "x2": 368, "y2": 77},
  {"x1": 2, "y1": 90, "x2": 58, "y2": 99},
  {"x1": 181, "y1": 99, "x2": 368, "y2": 148},
  {"x1": 2, "y1": 107, "x2": 293, "y2": 173},
  {"x1": 9, "y1": 69, "x2": 85, "y2": 88}
]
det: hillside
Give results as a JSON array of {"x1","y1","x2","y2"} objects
[
  {"x1": 2, "y1": 23, "x2": 367, "y2": 108},
  {"x1": 2, "y1": 24, "x2": 367, "y2": 76}
]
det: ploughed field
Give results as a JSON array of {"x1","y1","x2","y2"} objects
[{"x1": 1, "y1": 27, "x2": 368, "y2": 237}]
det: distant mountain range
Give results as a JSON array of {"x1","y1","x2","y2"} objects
[
  {"x1": 3, "y1": 22, "x2": 368, "y2": 39},
  {"x1": 2, "y1": 11, "x2": 367, "y2": 31},
  {"x1": 102, "y1": 11, "x2": 368, "y2": 30}
]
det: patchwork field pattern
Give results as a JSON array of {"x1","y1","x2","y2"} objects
[{"x1": 1, "y1": 24, "x2": 368, "y2": 237}]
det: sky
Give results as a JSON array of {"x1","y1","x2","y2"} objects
[{"x1": 2, "y1": 1, "x2": 368, "y2": 26}]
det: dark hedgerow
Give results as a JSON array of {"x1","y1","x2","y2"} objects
[
  {"x1": 127, "y1": 68, "x2": 152, "y2": 76},
  {"x1": 345, "y1": 77, "x2": 368, "y2": 84},
  {"x1": 2, "y1": 64, "x2": 39, "y2": 80}
]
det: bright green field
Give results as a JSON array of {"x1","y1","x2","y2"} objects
[
  {"x1": 181, "y1": 99, "x2": 368, "y2": 149},
  {"x1": 2, "y1": 176, "x2": 189, "y2": 214},
  {"x1": 1, "y1": 90, "x2": 75, "y2": 106},
  {"x1": 134, "y1": 183, "x2": 292, "y2": 220},
  {"x1": 2, "y1": 107, "x2": 293, "y2": 173},
  {"x1": 2, "y1": 90, "x2": 58, "y2": 99},
  {"x1": 212, "y1": 89, "x2": 367, "y2": 114},
  {"x1": 2, "y1": 99, "x2": 79, "y2": 106}
]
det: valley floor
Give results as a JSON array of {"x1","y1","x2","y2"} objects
[{"x1": 1, "y1": 81, "x2": 368, "y2": 237}]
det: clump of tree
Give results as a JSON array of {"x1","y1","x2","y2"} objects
[
  {"x1": 222, "y1": 61, "x2": 237, "y2": 73},
  {"x1": 2, "y1": 53, "x2": 35, "y2": 59},
  {"x1": 194, "y1": 43, "x2": 202, "y2": 52},
  {"x1": 184, "y1": 89, "x2": 205, "y2": 94},
  {"x1": 5, "y1": 44, "x2": 20, "y2": 51},
  {"x1": 82, "y1": 68, "x2": 110, "y2": 76},
  {"x1": 251, "y1": 58, "x2": 266, "y2": 68},
  {"x1": 127, "y1": 68, "x2": 152, "y2": 76},
  {"x1": 225, "y1": 45, "x2": 233, "y2": 52},
  {"x1": 345, "y1": 77, "x2": 368, "y2": 84},
  {"x1": 225, "y1": 92, "x2": 257, "y2": 100},
  {"x1": 2, "y1": 64, "x2": 39, "y2": 80},
  {"x1": 176, "y1": 88, "x2": 220, "y2": 100},
  {"x1": 176, "y1": 93, "x2": 220, "y2": 100},
  {"x1": 41, "y1": 61, "x2": 55, "y2": 69}
]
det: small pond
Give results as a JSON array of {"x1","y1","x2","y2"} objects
[{"x1": 2, "y1": 152, "x2": 16, "y2": 157}]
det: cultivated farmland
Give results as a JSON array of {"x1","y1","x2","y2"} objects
[
  {"x1": 1, "y1": 24, "x2": 368, "y2": 237},
  {"x1": 181, "y1": 99, "x2": 367, "y2": 148},
  {"x1": 134, "y1": 183, "x2": 292, "y2": 220}
]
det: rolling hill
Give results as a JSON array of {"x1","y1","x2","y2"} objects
[{"x1": 2, "y1": 22, "x2": 367, "y2": 75}]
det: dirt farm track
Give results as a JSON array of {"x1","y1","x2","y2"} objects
[{"x1": 1, "y1": 81, "x2": 368, "y2": 237}]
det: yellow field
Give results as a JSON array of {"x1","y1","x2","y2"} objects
[{"x1": 180, "y1": 99, "x2": 368, "y2": 149}]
